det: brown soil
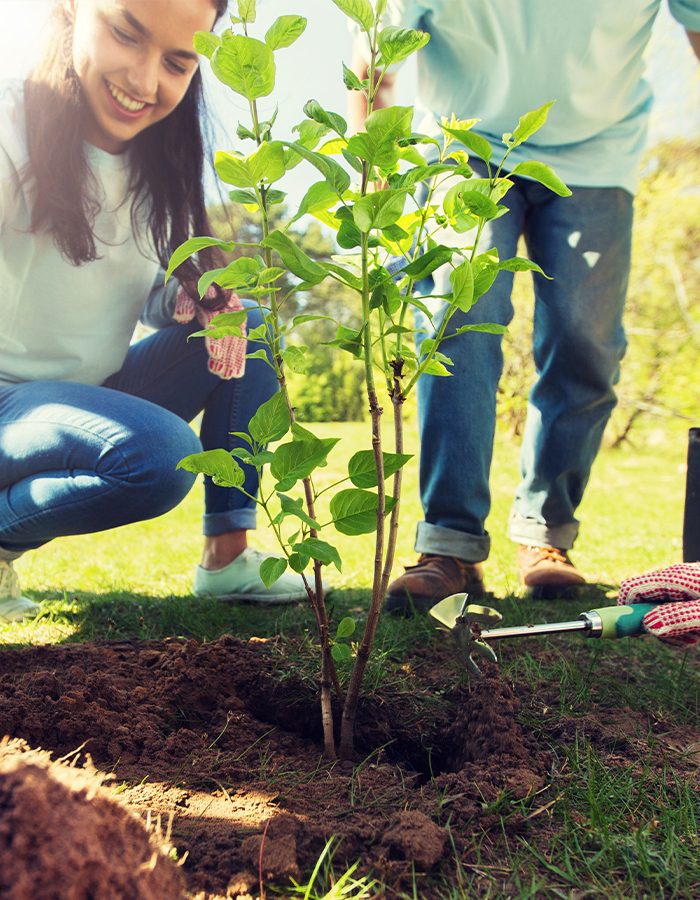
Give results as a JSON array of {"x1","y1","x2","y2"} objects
[{"x1": 0, "y1": 633, "x2": 697, "y2": 898}]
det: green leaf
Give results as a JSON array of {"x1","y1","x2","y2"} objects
[
  {"x1": 200, "y1": 257, "x2": 260, "y2": 293},
  {"x1": 281, "y1": 140, "x2": 351, "y2": 196},
  {"x1": 248, "y1": 390, "x2": 291, "y2": 443},
  {"x1": 246, "y1": 349, "x2": 272, "y2": 363},
  {"x1": 190, "y1": 309, "x2": 247, "y2": 340},
  {"x1": 249, "y1": 141, "x2": 286, "y2": 184},
  {"x1": 511, "y1": 101, "x2": 555, "y2": 145},
  {"x1": 510, "y1": 160, "x2": 571, "y2": 197},
  {"x1": 456, "y1": 190, "x2": 500, "y2": 220},
  {"x1": 441, "y1": 118, "x2": 492, "y2": 164},
  {"x1": 322, "y1": 262, "x2": 363, "y2": 292},
  {"x1": 277, "y1": 493, "x2": 320, "y2": 530},
  {"x1": 422, "y1": 358, "x2": 453, "y2": 376},
  {"x1": 291, "y1": 422, "x2": 318, "y2": 440},
  {"x1": 236, "y1": 122, "x2": 257, "y2": 142},
  {"x1": 498, "y1": 257, "x2": 549, "y2": 277},
  {"x1": 348, "y1": 450, "x2": 413, "y2": 488},
  {"x1": 336, "y1": 616, "x2": 356, "y2": 639},
  {"x1": 449, "y1": 260, "x2": 474, "y2": 312},
  {"x1": 229, "y1": 188, "x2": 259, "y2": 205},
  {"x1": 341, "y1": 148, "x2": 364, "y2": 173},
  {"x1": 287, "y1": 552, "x2": 309, "y2": 574},
  {"x1": 320, "y1": 325, "x2": 363, "y2": 358},
  {"x1": 288, "y1": 181, "x2": 343, "y2": 226},
  {"x1": 291, "y1": 118, "x2": 330, "y2": 149},
  {"x1": 265, "y1": 15, "x2": 306, "y2": 50},
  {"x1": 336, "y1": 219, "x2": 364, "y2": 250},
  {"x1": 259, "y1": 556, "x2": 288, "y2": 588},
  {"x1": 271, "y1": 437, "x2": 340, "y2": 491},
  {"x1": 177, "y1": 449, "x2": 244, "y2": 488},
  {"x1": 353, "y1": 190, "x2": 409, "y2": 232},
  {"x1": 330, "y1": 0, "x2": 374, "y2": 33},
  {"x1": 166, "y1": 236, "x2": 236, "y2": 281},
  {"x1": 291, "y1": 314, "x2": 339, "y2": 328},
  {"x1": 237, "y1": 0, "x2": 256, "y2": 24},
  {"x1": 342, "y1": 63, "x2": 364, "y2": 91},
  {"x1": 193, "y1": 31, "x2": 221, "y2": 59},
  {"x1": 261, "y1": 231, "x2": 328, "y2": 285},
  {"x1": 258, "y1": 266, "x2": 285, "y2": 283},
  {"x1": 473, "y1": 254, "x2": 500, "y2": 299},
  {"x1": 452, "y1": 322, "x2": 509, "y2": 336},
  {"x1": 330, "y1": 489, "x2": 398, "y2": 535},
  {"x1": 212, "y1": 33, "x2": 274, "y2": 100},
  {"x1": 241, "y1": 449, "x2": 276, "y2": 466},
  {"x1": 216, "y1": 143, "x2": 285, "y2": 188},
  {"x1": 292, "y1": 538, "x2": 342, "y2": 571},
  {"x1": 215, "y1": 150, "x2": 253, "y2": 187},
  {"x1": 401, "y1": 245, "x2": 454, "y2": 280},
  {"x1": 266, "y1": 189, "x2": 287, "y2": 205},
  {"x1": 281, "y1": 345, "x2": 307, "y2": 374},
  {"x1": 377, "y1": 26, "x2": 430, "y2": 66},
  {"x1": 332, "y1": 644, "x2": 352, "y2": 662},
  {"x1": 357, "y1": 105, "x2": 413, "y2": 169},
  {"x1": 392, "y1": 163, "x2": 469, "y2": 190},
  {"x1": 303, "y1": 100, "x2": 347, "y2": 137}
]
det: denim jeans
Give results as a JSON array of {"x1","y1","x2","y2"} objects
[
  {"x1": 413, "y1": 161, "x2": 632, "y2": 562},
  {"x1": 0, "y1": 300, "x2": 277, "y2": 556}
]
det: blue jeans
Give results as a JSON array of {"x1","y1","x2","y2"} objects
[
  {"x1": 0, "y1": 300, "x2": 277, "y2": 556},
  {"x1": 413, "y1": 162, "x2": 632, "y2": 562}
]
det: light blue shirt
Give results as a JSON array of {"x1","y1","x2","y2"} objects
[{"x1": 378, "y1": 0, "x2": 700, "y2": 193}]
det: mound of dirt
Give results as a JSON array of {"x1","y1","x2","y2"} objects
[
  {"x1": 0, "y1": 739, "x2": 184, "y2": 900},
  {"x1": 0, "y1": 636, "x2": 555, "y2": 898}
]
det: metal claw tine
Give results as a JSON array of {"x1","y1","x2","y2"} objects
[
  {"x1": 461, "y1": 604, "x2": 503, "y2": 628},
  {"x1": 464, "y1": 641, "x2": 498, "y2": 678}
]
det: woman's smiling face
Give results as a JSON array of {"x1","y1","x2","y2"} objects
[{"x1": 67, "y1": 0, "x2": 218, "y2": 154}]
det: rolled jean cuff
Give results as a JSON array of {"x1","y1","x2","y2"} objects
[
  {"x1": 202, "y1": 509, "x2": 257, "y2": 536},
  {"x1": 506, "y1": 509, "x2": 579, "y2": 551},
  {"x1": 0, "y1": 545, "x2": 25, "y2": 561},
  {"x1": 415, "y1": 521, "x2": 490, "y2": 563}
]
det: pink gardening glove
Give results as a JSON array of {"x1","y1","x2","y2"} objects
[
  {"x1": 618, "y1": 563, "x2": 700, "y2": 648},
  {"x1": 173, "y1": 285, "x2": 247, "y2": 379}
]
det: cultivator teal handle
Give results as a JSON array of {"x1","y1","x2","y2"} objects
[
  {"x1": 429, "y1": 594, "x2": 661, "y2": 677},
  {"x1": 585, "y1": 602, "x2": 658, "y2": 638}
]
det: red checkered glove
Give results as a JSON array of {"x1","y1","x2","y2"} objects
[
  {"x1": 173, "y1": 285, "x2": 247, "y2": 379},
  {"x1": 618, "y1": 563, "x2": 700, "y2": 648}
]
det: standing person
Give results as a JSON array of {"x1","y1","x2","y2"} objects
[
  {"x1": 350, "y1": 1, "x2": 700, "y2": 612},
  {"x1": 0, "y1": 0, "x2": 308, "y2": 624}
]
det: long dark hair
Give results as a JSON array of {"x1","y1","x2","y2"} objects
[{"x1": 24, "y1": 0, "x2": 228, "y2": 305}]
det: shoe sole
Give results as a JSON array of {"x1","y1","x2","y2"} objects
[
  {"x1": 196, "y1": 591, "x2": 308, "y2": 605},
  {"x1": 384, "y1": 582, "x2": 485, "y2": 615},
  {"x1": 523, "y1": 583, "x2": 585, "y2": 600}
]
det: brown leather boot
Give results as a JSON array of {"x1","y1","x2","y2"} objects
[
  {"x1": 385, "y1": 554, "x2": 485, "y2": 615},
  {"x1": 517, "y1": 545, "x2": 586, "y2": 599}
]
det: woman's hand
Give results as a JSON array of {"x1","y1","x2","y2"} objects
[
  {"x1": 618, "y1": 563, "x2": 700, "y2": 647},
  {"x1": 173, "y1": 286, "x2": 247, "y2": 379}
]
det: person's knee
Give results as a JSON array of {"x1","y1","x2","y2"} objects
[{"x1": 99, "y1": 412, "x2": 203, "y2": 521}]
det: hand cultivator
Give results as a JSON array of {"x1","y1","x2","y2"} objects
[{"x1": 429, "y1": 593, "x2": 659, "y2": 677}]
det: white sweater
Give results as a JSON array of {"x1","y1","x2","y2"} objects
[{"x1": 0, "y1": 80, "x2": 162, "y2": 387}]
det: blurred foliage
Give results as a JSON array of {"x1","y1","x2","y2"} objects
[{"x1": 498, "y1": 139, "x2": 700, "y2": 444}]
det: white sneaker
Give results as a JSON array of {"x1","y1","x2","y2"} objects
[
  {"x1": 194, "y1": 547, "x2": 318, "y2": 604},
  {"x1": 0, "y1": 561, "x2": 39, "y2": 624}
]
